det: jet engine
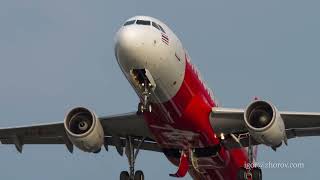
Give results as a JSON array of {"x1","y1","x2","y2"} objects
[
  {"x1": 244, "y1": 100, "x2": 286, "y2": 147},
  {"x1": 64, "y1": 107, "x2": 104, "y2": 153}
]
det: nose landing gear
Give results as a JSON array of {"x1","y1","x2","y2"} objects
[
  {"x1": 138, "y1": 82, "x2": 153, "y2": 114},
  {"x1": 131, "y1": 69, "x2": 155, "y2": 114}
]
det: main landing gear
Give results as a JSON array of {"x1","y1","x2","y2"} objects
[
  {"x1": 237, "y1": 136, "x2": 262, "y2": 180},
  {"x1": 120, "y1": 136, "x2": 145, "y2": 180},
  {"x1": 238, "y1": 167, "x2": 262, "y2": 180},
  {"x1": 120, "y1": 171, "x2": 144, "y2": 180}
]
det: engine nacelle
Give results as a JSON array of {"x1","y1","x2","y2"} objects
[
  {"x1": 64, "y1": 107, "x2": 104, "y2": 152},
  {"x1": 244, "y1": 100, "x2": 286, "y2": 147}
]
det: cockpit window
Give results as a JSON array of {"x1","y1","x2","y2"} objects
[
  {"x1": 158, "y1": 24, "x2": 166, "y2": 33},
  {"x1": 123, "y1": 20, "x2": 135, "y2": 26},
  {"x1": 136, "y1": 20, "x2": 151, "y2": 26},
  {"x1": 152, "y1": 22, "x2": 160, "y2": 30}
]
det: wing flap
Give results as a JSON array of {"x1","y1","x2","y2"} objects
[{"x1": 100, "y1": 112, "x2": 153, "y2": 138}]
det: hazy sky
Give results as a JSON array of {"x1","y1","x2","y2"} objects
[{"x1": 0, "y1": 1, "x2": 320, "y2": 179}]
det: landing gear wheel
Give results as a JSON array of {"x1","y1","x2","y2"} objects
[
  {"x1": 137, "y1": 102, "x2": 152, "y2": 114},
  {"x1": 137, "y1": 103, "x2": 144, "y2": 115},
  {"x1": 252, "y1": 167, "x2": 262, "y2": 180},
  {"x1": 120, "y1": 171, "x2": 129, "y2": 180},
  {"x1": 134, "y1": 170, "x2": 144, "y2": 180},
  {"x1": 237, "y1": 167, "x2": 247, "y2": 180},
  {"x1": 93, "y1": 148, "x2": 101, "y2": 154}
]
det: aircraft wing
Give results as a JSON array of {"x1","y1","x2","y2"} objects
[
  {"x1": 210, "y1": 107, "x2": 320, "y2": 149},
  {"x1": 0, "y1": 112, "x2": 161, "y2": 153}
]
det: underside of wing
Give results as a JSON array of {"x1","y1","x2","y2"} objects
[
  {"x1": 210, "y1": 101, "x2": 320, "y2": 149},
  {"x1": 281, "y1": 111, "x2": 320, "y2": 138},
  {"x1": 0, "y1": 108, "x2": 160, "y2": 153}
]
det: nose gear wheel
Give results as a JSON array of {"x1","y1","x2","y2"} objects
[{"x1": 137, "y1": 82, "x2": 153, "y2": 114}]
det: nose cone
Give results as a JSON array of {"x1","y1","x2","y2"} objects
[
  {"x1": 116, "y1": 27, "x2": 141, "y2": 54},
  {"x1": 115, "y1": 27, "x2": 148, "y2": 71}
]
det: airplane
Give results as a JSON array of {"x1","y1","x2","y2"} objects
[{"x1": 1, "y1": 15, "x2": 320, "y2": 180}]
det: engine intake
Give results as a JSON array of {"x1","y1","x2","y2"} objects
[
  {"x1": 244, "y1": 101, "x2": 286, "y2": 147},
  {"x1": 245, "y1": 101, "x2": 274, "y2": 129},
  {"x1": 64, "y1": 107, "x2": 104, "y2": 153}
]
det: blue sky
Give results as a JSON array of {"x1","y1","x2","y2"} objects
[{"x1": 0, "y1": 0, "x2": 319, "y2": 179}]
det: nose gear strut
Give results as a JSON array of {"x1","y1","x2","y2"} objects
[
  {"x1": 138, "y1": 81, "x2": 153, "y2": 113},
  {"x1": 131, "y1": 69, "x2": 156, "y2": 114}
]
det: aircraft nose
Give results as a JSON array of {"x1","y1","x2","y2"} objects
[
  {"x1": 115, "y1": 26, "x2": 147, "y2": 70},
  {"x1": 116, "y1": 27, "x2": 138, "y2": 54}
]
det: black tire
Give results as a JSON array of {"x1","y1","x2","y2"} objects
[
  {"x1": 120, "y1": 171, "x2": 129, "y2": 180},
  {"x1": 93, "y1": 148, "x2": 101, "y2": 154},
  {"x1": 252, "y1": 168, "x2": 262, "y2": 180},
  {"x1": 237, "y1": 167, "x2": 247, "y2": 180},
  {"x1": 137, "y1": 103, "x2": 143, "y2": 114},
  {"x1": 134, "y1": 170, "x2": 144, "y2": 180}
]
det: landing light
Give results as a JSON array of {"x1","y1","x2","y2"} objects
[{"x1": 220, "y1": 133, "x2": 225, "y2": 140}]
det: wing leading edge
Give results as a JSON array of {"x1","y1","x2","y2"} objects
[
  {"x1": 210, "y1": 107, "x2": 320, "y2": 149},
  {"x1": 2, "y1": 106, "x2": 319, "y2": 152},
  {"x1": 0, "y1": 112, "x2": 161, "y2": 153}
]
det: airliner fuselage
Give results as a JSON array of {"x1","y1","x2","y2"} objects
[{"x1": 115, "y1": 16, "x2": 248, "y2": 180}]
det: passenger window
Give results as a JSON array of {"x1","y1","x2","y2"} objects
[
  {"x1": 152, "y1": 22, "x2": 160, "y2": 30},
  {"x1": 136, "y1": 20, "x2": 151, "y2": 25},
  {"x1": 123, "y1": 20, "x2": 135, "y2": 26},
  {"x1": 158, "y1": 24, "x2": 166, "y2": 33}
]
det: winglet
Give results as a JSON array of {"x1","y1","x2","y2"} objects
[{"x1": 169, "y1": 151, "x2": 189, "y2": 178}]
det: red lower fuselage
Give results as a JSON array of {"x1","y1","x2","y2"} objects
[{"x1": 144, "y1": 56, "x2": 248, "y2": 180}]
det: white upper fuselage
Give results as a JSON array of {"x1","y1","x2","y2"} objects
[{"x1": 114, "y1": 16, "x2": 186, "y2": 103}]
